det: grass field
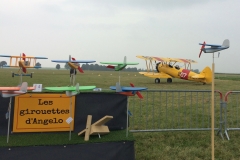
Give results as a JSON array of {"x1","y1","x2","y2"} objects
[{"x1": 1, "y1": 68, "x2": 240, "y2": 160}]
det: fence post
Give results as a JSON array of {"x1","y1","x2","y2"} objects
[{"x1": 217, "y1": 101, "x2": 224, "y2": 140}]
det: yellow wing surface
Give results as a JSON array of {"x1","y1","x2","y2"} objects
[
  {"x1": 140, "y1": 72, "x2": 172, "y2": 78},
  {"x1": 136, "y1": 55, "x2": 197, "y2": 64}
]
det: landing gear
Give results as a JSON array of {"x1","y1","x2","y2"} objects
[
  {"x1": 155, "y1": 78, "x2": 160, "y2": 83},
  {"x1": 167, "y1": 78, "x2": 172, "y2": 83}
]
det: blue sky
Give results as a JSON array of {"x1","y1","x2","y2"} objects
[{"x1": 0, "y1": 0, "x2": 239, "y2": 73}]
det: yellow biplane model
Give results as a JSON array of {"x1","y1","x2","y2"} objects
[
  {"x1": 137, "y1": 55, "x2": 212, "y2": 84},
  {"x1": 0, "y1": 53, "x2": 48, "y2": 78}
]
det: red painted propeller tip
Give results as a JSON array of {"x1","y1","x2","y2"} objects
[
  {"x1": 107, "y1": 65, "x2": 115, "y2": 69},
  {"x1": 136, "y1": 91, "x2": 144, "y2": 99},
  {"x1": 130, "y1": 83, "x2": 144, "y2": 99},
  {"x1": 78, "y1": 66, "x2": 84, "y2": 73},
  {"x1": 22, "y1": 53, "x2": 26, "y2": 61},
  {"x1": 22, "y1": 67, "x2": 27, "y2": 73},
  {"x1": 199, "y1": 41, "x2": 206, "y2": 58}
]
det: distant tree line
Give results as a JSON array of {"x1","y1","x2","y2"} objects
[{"x1": 0, "y1": 61, "x2": 7, "y2": 68}]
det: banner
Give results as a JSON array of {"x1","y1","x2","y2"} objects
[{"x1": 13, "y1": 94, "x2": 75, "y2": 132}]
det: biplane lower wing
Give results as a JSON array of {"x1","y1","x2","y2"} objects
[
  {"x1": 4, "y1": 65, "x2": 42, "y2": 69},
  {"x1": 141, "y1": 72, "x2": 172, "y2": 78}
]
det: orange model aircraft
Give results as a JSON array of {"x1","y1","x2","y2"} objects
[
  {"x1": 0, "y1": 53, "x2": 48, "y2": 78},
  {"x1": 137, "y1": 56, "x2": 212, "y2": 84}
]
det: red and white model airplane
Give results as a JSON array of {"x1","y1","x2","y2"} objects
[
  {"x1": 0, "y1": 82, "x2": 35, "y2": 98},
  {"x1": 0, "y1": 82, "x2": 35, "y2": 143}
]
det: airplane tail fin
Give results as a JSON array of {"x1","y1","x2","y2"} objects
[
  {"x1": 123, "y1": 56, "x2": 126, "y2": 64},
  {"x1": 66, "y1": 83, "x2": 79, "y2": 97},
  {"x1": 75, "y1": 83, "x2": 80, "y2": 92},
  {"x1": 222, "y1": 39, "x2": 230, "y2": 47},
  {"x1": 19, "y1": 82, "x2": 28, "y2": 92},
  {"x1": 116, "y1": 82, "x2": 122, "y2": 92},
  {"x1": 200, "y1": 67, "x2": 212, "y2": 83}
]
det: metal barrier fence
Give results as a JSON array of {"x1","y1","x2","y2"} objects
[
  {"x1": 128, "y1": 90, "x2": 225, "y2": 137},
  {"x1": 223, "y1": 91, "x2": 240, "y2": 140}
]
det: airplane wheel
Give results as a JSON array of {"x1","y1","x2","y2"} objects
[
  {"x1": 155, "y1": 78, "x2": 160, "y2": 83},
  {"x1": 12, "y1": 73, "x2": 14, "y2": 78},
  {"x1": 167, "y1": 78, "x2": 172, "y2": 83},
  {"x1": 30, "y1": 73, "x2": 33, "y2": 78}
]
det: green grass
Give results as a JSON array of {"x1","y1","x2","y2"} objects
[
  {"x1": 215, "y1": 73, "x2": 240, "y2": 81},
  {"x1": 0, "y1": 130, "x2": 134, "y2": 147},
  {"x1": 1, "y1": 68, "x2": 240, "y2": 159}
]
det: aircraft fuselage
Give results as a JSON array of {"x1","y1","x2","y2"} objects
[{"x1": 157, "y1": 63, "x2": 207, "y2": 83}]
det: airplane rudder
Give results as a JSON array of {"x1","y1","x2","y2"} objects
[
  {"x1": 124, "y1": 56, "x2": 126, "y2": 64},
  {"x1": 222, "y1": 39, "x2": 230, "y2": 47},
  {"x1": 201, "y1": 67, "x2": 212, "y2": 83},
  {"x1": 20, "y1": 82, "x2": 28, "y2": 92}
]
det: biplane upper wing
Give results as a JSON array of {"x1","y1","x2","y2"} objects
[
  {"x1": 137, "y1": 56, "x2": 197, "y2": 64},
  {"x1": 0, "y1": 55, "x2": 48, "y2": 59},
  {"x1": 136, "y1": 55, "x2": 156, "y2": 61},
  {"x1": 0, "y1": 55, "x2": 11, "y2": 57}
]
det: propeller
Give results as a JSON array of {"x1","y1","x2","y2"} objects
[
  {"x1": 71, "y1": 57, "x2": 84, "y2": 73},
  {"x1": 22, "y1": 53, "x2": 27, "y2": 73},
  {"x1": 199, "y1": 41, "x2": 206, "y2": 58},
  {"x1": 130, "y1": 83, "x2": 143, "y2": 99},
  {"x1": 22, "y1": 53, "x2": 26, "y2": 61},
  {"x1": 107, "y1": 65, "x2": 115, "y2": 69}
]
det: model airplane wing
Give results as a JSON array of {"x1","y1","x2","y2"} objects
[
  {"x1": 0, "y1": 86, "x2": 35, "y2": 91},
  {"x1": 100, "y1": 56, "x2": 138, "y2": 71},
  {"x1": 110, "y1": 86, "x2": 147, "y2": 91},
  {"x1": 0, "y1": 55, "x2": 47, "y2": 59},
  {"x1": 0, "y1": 55, "x2": 11, "y2": 57},
  {"x1": 199, "y1": 43, "x2": 221, "y2": 47},
  {"x1": 52, "y1": 60, "x2": 95, "y2": 63},
  {"x1": 0, "y1": 82, "x2": 35, "y2": 98},
  {"x1": 44, "y1": 86, "x2": 96, "y2": 91},
  {"x1": 100, "y1": 62, "x2": 138, "y2": 65}
]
